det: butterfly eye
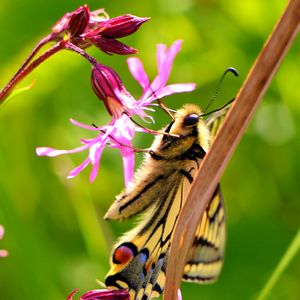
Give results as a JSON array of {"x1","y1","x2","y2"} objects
[{"x1": 183, "y1": 114, "x2": 199, "y2": 126}]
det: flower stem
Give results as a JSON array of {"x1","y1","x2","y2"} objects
[
  {"x1": 64, "y1": 42, "x2": 98, "y2": 65},
  {"x1": 14, "y1": 33, "x2": 56, "y2": 78},
  {"x1": 0, "y1": 40, "x2": 64, "y2": 102},
  {"x1": 257, "y1": 228, "x2": 300, "y2": 300},
  {"x1": 0, "y1": 37, "x2": 99, "y2": 102}
]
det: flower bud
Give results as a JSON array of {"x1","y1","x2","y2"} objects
[
  {"x1": 67, "y1": 288, "x2": 130, "y2": 300},
  {"x1": 81, "y1": 289, "x2": 130, "y2": 300},
  {"x1": 91, "y1": 36, "x2": 137, "y2": 55},
  {"x1": 100, "y1": 14, "x2": 150, "y2": 39},
  {"x1": 67, "y1": 5, "x2": 90, "y2": 36},
  {"x1": 91, "y1": 64, "x2": 128, "y2": 117},
  {"x1": 52, "y1": 12, "x2": 73, "y2": 34}
]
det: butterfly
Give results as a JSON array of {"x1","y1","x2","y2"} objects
[{"x1": 104, "y1": 103, "x2": 228, "y2": 300}]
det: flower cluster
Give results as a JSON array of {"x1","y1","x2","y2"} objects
[
  {"x1": 0, "y1": 5, "x2": 149, "y2": 101},
  {"x1": 37, "y1": 40, "x2": 196, "y2": 185},
  {"x1": 52, "y1": 5, "x2": 149, "y2": 55}
]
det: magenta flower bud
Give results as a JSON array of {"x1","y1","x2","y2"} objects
[
  {"x1": 81, "y1": 289, "x2": 129, "y2": 300},
  {"x1": 90, "y1": 36, "x2": 137, "y2": 55},
  {"x1": 67, "y1": 5, "x2": 90, "y2": 36},
  {"x1": 100, "y1": 14, "x2": 150, "y2": 39},
  {"x1": 52, "y1": 12, "x2": 73, "y2": 34},
  {"x1": 91, "y1": 64, "x2": 129, "y2": 117},
  {"x1": 67, "y1": 288, "x2": 130, "y2": 300}
]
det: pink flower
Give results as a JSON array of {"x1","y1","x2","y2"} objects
[
  {"x1": 0, "y1": 225, "x2": 8, "y2": 258},
  {"x1": 128, "y1": 40, "x2": 196, "y2": 107},
  {"x1": 67, "y1": 288, "x2": 129, "y2": 300},
  {"x1": 37, "y1": 41, "x2": 196, "y2": 185},
  {"x1": 37, "y1": 114, "x2": 138, "y2": 186}
]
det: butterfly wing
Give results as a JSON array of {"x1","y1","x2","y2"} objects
[
  {"x1": 104, "y1": 162, "x2": 179, "y2": 221},
  {"x1": 183, "y1": 186, "x2": 226, "y2": 282},
  {"x1": 105, "y1": 169, "x2": 194, "y2": 300},
  {"x1": 205, "y1": 104, "x2": 231, "y2": 140},
  {"x1": 104, "y1": 104, "x2": 228, "y2": 299}
]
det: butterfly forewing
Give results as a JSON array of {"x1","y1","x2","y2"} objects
[{"x1": 205, "y1": 104, "x2": 231, "y2": 140}]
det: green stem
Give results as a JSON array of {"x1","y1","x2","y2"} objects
[
  {"x1": 0, "y1": 40, "x2": 64, "y2": 101},
  {"x1": 14, "y1": 33, "x2": 56, "y2": 78},
  {"x1": 0, "y1": 39, "x2": 98, "y2": 102},
  {"x1": 64, "y1": 41, "x2": 98, "y2": 65},
  {"x1": 257, "y1": 228, "x2": 300, "y2": 300}
]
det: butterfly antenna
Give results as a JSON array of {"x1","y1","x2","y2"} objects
[
  {"x1": 203, "y1": 67, "x2": 239, "y2": 113},
  {"x1": 128, "y1": 115, "x2": 179, "y2": 138},
  {"x1": 200, "y1": 97, "x2": 235, "y2": 117}
]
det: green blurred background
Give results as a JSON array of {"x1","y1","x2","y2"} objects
[{"x1": 0, "y1": 0, "x2": 300, "y2": 299}]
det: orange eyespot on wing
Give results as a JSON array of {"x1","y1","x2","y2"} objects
[{"x1": 113, "y1": 243, "x2": 137, "y2": 264}]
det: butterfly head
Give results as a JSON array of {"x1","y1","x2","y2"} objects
[{"x1": 169, "y1": 104, "x2": 210, "y2": 152}]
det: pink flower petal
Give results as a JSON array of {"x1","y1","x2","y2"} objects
[
  {"x1": 67, "y1": 158, "x2": 90, "y2": 179},
  {"x1": 0, "y1": 250, "x2": 8, "y2": 257},
  {"x1": 0, "y1": 225, "x2": 8, "y2": 258},
  {"x1": 127, "y1": 57, "x2": 149, "y2": 92},
  {"x1": 0, "y1": 225, "x2": 4, "y2": 240},
  {"x1": 114, "y1": 115, "x2": 135, "y2": 140},
  {"x1": 178, "y1": 289, "x2": 183, "y2": 300},
  {"x1": 36, "y1": 144, "x2": 91, "y2": 157},
  {"x1": 121, "y1": 148, "x2": 135, "y2": 186},
  {"x1": 89, "y1": 143, "x2": 106, "y2": 182},
  {"x1": 36, "y1": 147, "x2": 69, "y2": 157},
  {"x1": 156, "y1": 43, "x2": 167, "y2": 72},
  {"x1": 151, "y1": 40, "x2": 182, "y2": 92},
  {"x1": 70, "y1": 119, "x2": 104, "y2": 131},
  {"x1": 154, "y1": 83, "x2": 196, "y2": 99}
]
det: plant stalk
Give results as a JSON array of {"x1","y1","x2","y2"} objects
[{"x1": 0, "y1": 40, "x2": 64, "y2": 101}]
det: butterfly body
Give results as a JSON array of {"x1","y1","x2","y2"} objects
[{"x1": 104, "y1": 104, "x2": 226, "y2": 300}]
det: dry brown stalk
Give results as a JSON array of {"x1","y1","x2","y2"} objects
[{"x1": 164, "y1": 0, "x2": 300, "y2": 299}]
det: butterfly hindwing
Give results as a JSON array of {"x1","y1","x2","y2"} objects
[
  {"x1": 183, "y1": 186, "x2": 226, "y2": 283},
  {"x1": 105, "y1": 172, "x2": 193, "y2": 300}
]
